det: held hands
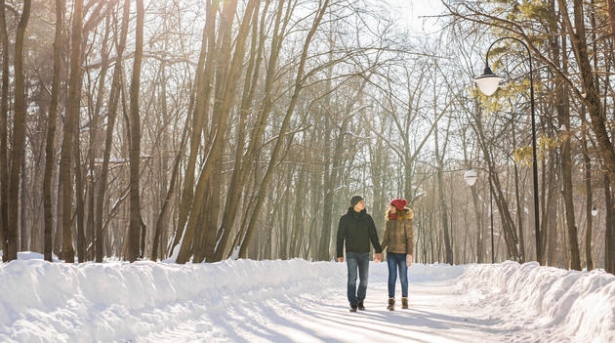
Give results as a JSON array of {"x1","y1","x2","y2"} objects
[
  {"x1": 337, "y1": 257, "x2": 344, "y2": 263},
  {"x1": 406, "y1": 254, "x2": 413, "y2": 267},
  {"x1": 374, "y1": 253, "x2": 382, "y2": 263}
]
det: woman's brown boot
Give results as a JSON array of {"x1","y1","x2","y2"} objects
[
  {"x1": 401, "y1": 297, "x2": 409, "y2": 309},
  {"x1": 387, "y1": 298, "x2": 395, "y2": 311}
]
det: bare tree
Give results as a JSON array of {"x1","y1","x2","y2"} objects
[
  {"x1": 558, "y1": 0, "x2": 613, "y2": 272},
  {"x1": 0, "y1": 0, "x2": 12, "y2": 261},
  {"x1": 42, "y1": 0, "x2": 66, "y2": 262},
  {"x1": 4, "y1": 0, "x2": 32, "y2": 261},
  {"x1": 174, "y1": 0, "x2": 259, "y2": 264},
  {"x1": 169, "y1": 0, "x2": 222, "y2": 262},
  {"x1": 238, "y1": 0, "x2": 331, "y2": 258},
  {"x1": 94, "y1": 0, "x2": 131, "y2": 262}
]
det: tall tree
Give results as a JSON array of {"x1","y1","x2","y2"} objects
[
  {"x1": 0, "y1": 0, "x2": 11, "y2": 261},
  {"x1": 127, "y1": 0, "x2": 145, "y2": 262},
  {"x1": 551, "y1": 0, "x2": 582, "y2": 271},
  {"x1": 95, "y1": 0, "x2": 130, "y2": 262},
  {"x1": 434, "y1": 115, "x2": 453, "y2": 264},
  {"x1": 59, "y1": 0, "x2": 84, "y2": 263},
  {"x1": 43, "y1": 0, "x2": 65, "y2": 262},
  {"x1": 5, "y1": 0, "x2": 32, "y2": 261},
  {"x1": 171, "y1": 0, "x2": 219, "y2": 258},
  {"x1": 558, "y1": 0, "x2": 614, "y2": 273}
]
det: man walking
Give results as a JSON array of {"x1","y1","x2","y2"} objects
[{"x1": 336, "y1": 195, "x2": 383, "y2": 312}]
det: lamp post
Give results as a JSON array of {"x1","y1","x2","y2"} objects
[
  {"x1": 464, "y1": 169, "x2": 495, "y2": 263},
  {"x1": 474, "y1": 37, "x2": 541, "y2": 265}
]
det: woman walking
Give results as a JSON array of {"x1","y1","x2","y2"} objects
[{"x1": 381, "y1": 198, "x2": 414, "y2": 311}]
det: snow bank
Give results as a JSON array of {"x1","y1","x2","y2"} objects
[
  {"x1": 0, "y1": 254, "x2": 613, "y2": 342},
  {"x1": 454, "y1": 261, "x2": 615, "y2": 343},
  {"x1": 0, "y1": 257, "x2": 344, "y2": 342}
]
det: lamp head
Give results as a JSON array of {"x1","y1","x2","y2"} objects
[
  {"x1": 474, "y1": 66, "x2": 503, "y2": 96},
  {"x1": 464, "y1": 169, "x2": 478, "y2": 186}
]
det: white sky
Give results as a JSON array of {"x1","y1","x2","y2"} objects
[
  {"x1": 1, "y1": 253, "x2": 613, "y2": 342},
  {"x1": 385, "y1": 0, "x2": 446, "y2": 35}
]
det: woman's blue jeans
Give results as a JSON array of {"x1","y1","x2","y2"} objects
[
  {"x1": 345, "y1": 252, "x2": 369, "y2": 306},
  {"x1": 387, "y1": 253, "x2": 408, "y2": 298}
]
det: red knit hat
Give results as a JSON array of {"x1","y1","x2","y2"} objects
[{"x1": 390, "y1": 198, "x2": 408, "y2": 211}]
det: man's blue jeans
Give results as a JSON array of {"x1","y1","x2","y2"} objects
[
  {"x1": 345, "y1": 252, "x2": 370, "y2": 306},
  {"x1": 387, "y1": 252, "x2": 408, "y2": 298}
]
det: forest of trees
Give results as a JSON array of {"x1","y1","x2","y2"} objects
[{"x1": 0, "y1": 0, "x2": 613, "y2": 274}]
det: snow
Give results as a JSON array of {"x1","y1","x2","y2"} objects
[{"x1": 1, "y1": 253, "x2": 614, "y2": 342}]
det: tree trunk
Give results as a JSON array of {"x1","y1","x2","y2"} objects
[
  {"x1": 544, "y1": 154, "x2": 559, "y2": 266},
  {"x1": 0, "y1": 0, "x2": 9, "y2": 261},
  {"x1": 74, "y1": 119, "x2": 86, "y2": 262},
  {"x1": 474, "y1": 188, "x2": 485, "y2": 263},
  {"x1": 42, "y1": 0, "x2": 65, "y2": 262},
  {"x1": 60, "y1": 0, "x2": 84, "y2": 263},
  {"x1": 551, "y1": 14, "x2": 581, "y2": 270},
  {"x1": 435, "y1": 123, "x2": 453, "y2": 265},
  {"x1": 86, "y1": 7, "x2": 112, "y2": 261},
  {"x1": 605, "y1": 174, "x2": 615, "y2": 273},
  {"x1": 6, "y1": 0, "x2": 32, "y2": 261},
  {"x1": 581, "y1": 109, "x2": 594, "y2": 271},
  {"x1": 127, "y1": 0, "x2": 144, "y2": 262},
  {"x1": 292, "y1": 163, "x2": 310, "y2": 259},
  {"x1": 171, "y1": 0, "x2": 218, "y2": 255},
  {"x1": 559, "y1": 112, "x2": 581, "y2": 270},
  {"x1": 510, "y1": 124, "x2": 525, "y2": 261},
  {"x1": 95, "y1": 0, "x2": 130, "y2": 262},
  {"x1": 607, "y1": 0, "x2": 615, "y2": 50}
]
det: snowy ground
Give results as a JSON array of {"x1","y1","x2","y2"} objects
[{"x1": 1, "y1": 254, "x2": 614, "y2": 342}]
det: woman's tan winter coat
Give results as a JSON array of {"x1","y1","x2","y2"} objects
[{"x1": 381, "y1": 208, "x2": 414, "y2": 255}]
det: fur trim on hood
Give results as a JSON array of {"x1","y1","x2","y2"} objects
[{"x1": 385, "y1": 207, "x2": 414, "y2": 221}]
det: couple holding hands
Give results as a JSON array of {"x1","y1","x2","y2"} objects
[{"x1": 336, "y1": 195, "x2": 414, "y2": 312}]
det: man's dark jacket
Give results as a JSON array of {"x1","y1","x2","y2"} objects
[{"x1": 336, "y1": 207, "x2": 383, "y2": 258}]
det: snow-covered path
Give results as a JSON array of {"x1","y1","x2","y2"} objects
[
  {"x1": 144, "y1": 264, "x2": 527, "y2": 343},
  {"x1": 243, "y1": 278, "x2": 499, "y2": 343},
  {"x1": 148, "y1": 277, "x2": 490, "y2": 342},
  {"x1": 1, "y1": 256, "x2": 614, "y2": 342}
]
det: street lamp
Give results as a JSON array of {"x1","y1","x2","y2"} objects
[
  {"x1": 463, "y1": 169, "x2": 477, "y2": 186},
  {"x1": 474, "y1": 36, "x2": 541, "y2": 265},
  {"x1": 465, "y1": 169, "x2": 495, "y2": 263}
]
